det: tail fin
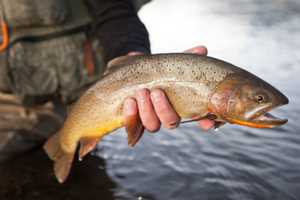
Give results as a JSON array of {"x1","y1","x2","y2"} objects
[{"x1": 44, "y1": 133, "x2": 75, "y2": 183}]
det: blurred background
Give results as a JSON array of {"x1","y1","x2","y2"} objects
[{"x1": 1, "y1": 0, "x2": 299, "y2": 199}]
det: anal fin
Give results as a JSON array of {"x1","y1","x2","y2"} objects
[
  {"x1": 125, "y1": 114, "x2": 144, "y2": 147},
  {"x1": 44, "y1": 133, "x2": 75, "y2": 183},
  {"x1": 79, "y1": 138, "x2": 100, "y2": 161}
]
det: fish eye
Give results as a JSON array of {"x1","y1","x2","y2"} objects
[{"x1": 255, "y1": 94, "x2": 266, "y2": 103}]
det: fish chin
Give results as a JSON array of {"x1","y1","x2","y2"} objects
[
  {"x1": 252, "y1": 112, "x2": 288, "y2": 127},
  {"x1": 225, "y1": 104, "x2": 288, "y2": 128}
]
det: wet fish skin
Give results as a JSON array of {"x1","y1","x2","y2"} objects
[{"x1": 43, "y1": 53, "x2": 288, "y2": 183}]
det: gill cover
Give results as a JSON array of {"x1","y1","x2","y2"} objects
[{"x1": 208, "y1": 72, "x2": 288, "y2": 128}]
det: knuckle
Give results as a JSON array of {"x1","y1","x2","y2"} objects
[
  {"x1": 123, "y1": 98, "x2": 137, "y2": 116},
  {"x1": 137, "y1": 89, "x2": 150, "y2": 104},
  {"x1": 137, "y1": 88, "x2": 150, "y2": 97},
  {"x1": 150, "y1": 89, "x2": 165, "y2": 103},
  {"x1": 124, "y1": 97, "x2": 136, "y2": 107}
]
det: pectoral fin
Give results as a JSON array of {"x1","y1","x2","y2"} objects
[
  {"x1": 79, "y1": 138, "x2": 100, "y2": 161},
  {"x1": 125, "y1": 114, "x2": 144, "y2": 147},
  {"x1": 181, "y1": 113, "x2": 217, "y2": 124}
]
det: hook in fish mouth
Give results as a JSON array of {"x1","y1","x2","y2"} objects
[{"x1": 224, "y1": 103, "x2": 288, "y2": 128}]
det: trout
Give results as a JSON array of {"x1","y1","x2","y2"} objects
[{"x1": 44, "y1": 54, "x2": 289, "y2": 183}]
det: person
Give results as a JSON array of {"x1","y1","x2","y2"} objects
[{"x1": 0, "y1": 0, "x2": 215, "y2": 161}]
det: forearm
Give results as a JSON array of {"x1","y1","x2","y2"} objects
[{"x1": 86, "y1": 0, "x2": 151, "y2": 62}]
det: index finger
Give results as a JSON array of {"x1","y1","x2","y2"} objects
[{"x1": 184, "y1": 45, "x2": 208, "y2": 55}]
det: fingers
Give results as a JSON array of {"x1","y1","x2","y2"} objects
[
  {"x1": 150, "y1": 89, "x2": 180, "y2": 129},
  {"x1": 184, "y1": 45, "x2": 208, "y2": 56},
  {"x1": 122, "y1": 45, "x2": 213, "y2": 133},
  {"x1": 124, "y1": 89, "x2": 215, "y2": 133},
  {"x1": 127, "y1": 51, "x2": 145, "y2": 56},
  {"x1": 198, "y1": 119, "x2": 215, "y2": 131},
  {"x1": 136, "y1": 89, "x2": 161, "y2": 132},
  {"x1": 123, "y1": 89, "x2": 181, "y2": 133},
  {"x1": 123, "y1": 97, "x2": 138, "y2": 117}
]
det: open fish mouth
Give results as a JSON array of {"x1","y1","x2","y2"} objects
[{"x1": 225, "y1": 104, "x2": 288, "y2": 128}]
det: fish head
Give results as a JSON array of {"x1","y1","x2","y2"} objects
[{"x1": 209, "y1": 72, "x2": 289, "y2": 128}]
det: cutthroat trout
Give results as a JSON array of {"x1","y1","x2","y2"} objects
[{"x1": 44, "y1": 53, "x2": 289, "y2": 183}]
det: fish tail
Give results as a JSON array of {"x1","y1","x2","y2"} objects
[{"x1": 44, "y1": 133, "x2": 75, "y2": 183}]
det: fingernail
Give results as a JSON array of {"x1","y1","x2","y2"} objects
[
  {"x1": 168, "y1": 122, "x2": 179, "y2": 129},
  {"x1": 124, "y1": 98, "x2": 137, "y2": 115}
]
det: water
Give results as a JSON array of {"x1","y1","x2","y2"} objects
[
  {"x1": 100, "y1": 0, "x2": 300, "y2": 199},
  {"x1": 0, "y1": 0, "x2": 299, "y2": 199}
]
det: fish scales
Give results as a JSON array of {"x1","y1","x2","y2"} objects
[
  {"x1": 43, "y1": 53, "x2": 288, "y2": 183},
  {"x1": 64, "y1": 54, "x2": 240, "y2": 145}
]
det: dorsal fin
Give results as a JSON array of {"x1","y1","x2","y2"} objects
[{"x1": 104, "y1": 55, "x2": 141, "y2": 76}]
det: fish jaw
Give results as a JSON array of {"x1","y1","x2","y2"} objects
[
  {"x1": 223, "y1": 101, "x2": 288, "y2": 128},
  {"x1": 225, "y1": 114, "x2": 288, "y2": 128}
]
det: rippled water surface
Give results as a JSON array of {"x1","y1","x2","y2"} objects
[
  {"x1": 1, "y1": 0, "x2": 299, "y2": 200},
  {"x1": 101, "y1": 0, "x2": 300, "y2": 199}
]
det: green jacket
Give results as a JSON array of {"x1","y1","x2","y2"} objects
[
  {"x1": 0, "y1": 0, "x2": 150, "y2": 104},
  {"x1": 0, "y1": 0, "x2": 150, "y2": 162}
]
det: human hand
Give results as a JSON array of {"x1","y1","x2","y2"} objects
[{"x1": 122, "y1": 46, "x2": 215, "y2": 134}]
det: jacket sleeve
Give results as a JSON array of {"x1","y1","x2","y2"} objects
[{"x1": 85, "y1": 0, "x2": 151, "y2": 62}]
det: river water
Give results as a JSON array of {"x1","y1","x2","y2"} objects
[
  {"x1": 0, "y1": 0, "x2": 299, "y2": 200},
  {"x1": 101, "y1": 0, "x2": 300, "y2": 199}
]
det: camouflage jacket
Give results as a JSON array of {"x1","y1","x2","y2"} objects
[
  {"x1": 0, "y1": 0, "x2": 150, "y2": 105},
  {"x1": 0, "y1": 0, "x2": 150, "y2": 162}
]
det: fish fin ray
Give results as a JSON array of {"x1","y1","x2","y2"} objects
[
  {"x1": 44, "y1": 133, "x2": 61, "y2": 160},
  {"x1": 54, "y1": 150, "x2": 75, "y2": 183},
  {"x1": 105, "y1": 56, "x2": 139, "y2": 75},
  {"x1": 79, "y1": 138, "x2": 100, "y2": 161},
  {"x1": 125, "y1": 114, "x2": 145, "y2": 147},
  {"x1": 44, "y1": 133, "x2": 75, "y2": 183}
]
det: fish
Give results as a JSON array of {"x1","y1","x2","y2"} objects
[{"x1": 44, "y1": 53, "x2": 289, "y2": 183}]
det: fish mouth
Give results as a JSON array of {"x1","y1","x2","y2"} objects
[{"x1": 225, "y1": 103, "x2": 288, "y2": 128}]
